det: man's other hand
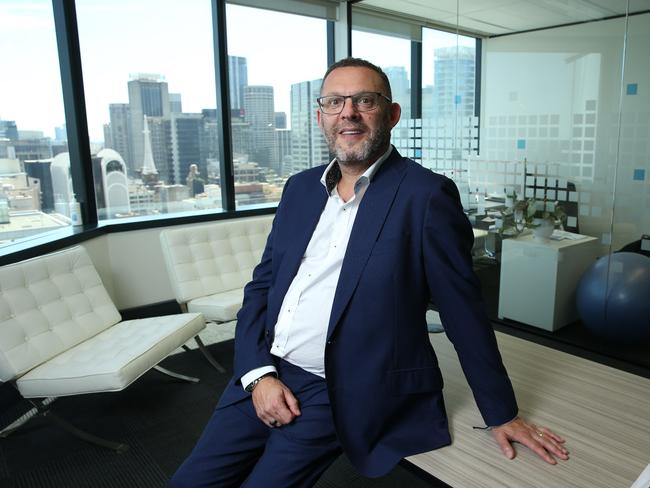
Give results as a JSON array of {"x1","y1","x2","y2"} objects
[
  {"x1": 491, "y1": 417, "x2": 569, "y2": 464},
  {"x1": 251, "y1": 376, "x2": 301, "y2": 427}
]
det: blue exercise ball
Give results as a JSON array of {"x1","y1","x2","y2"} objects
[{"x1": 576, "y1": 252, "x2": 650, "y2": 344}]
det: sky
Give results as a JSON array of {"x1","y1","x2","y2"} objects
[{"x1": 0, "y1": 0, "x2": 474, "y2": 142}]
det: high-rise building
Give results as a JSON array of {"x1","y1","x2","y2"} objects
[
  {"x1": 274, "y1": 112, "x2": 287, "y2": 129},
  {"x1": 290, "y1": 79, "x2": 329, "y2": 174},
  {"x1": 170, "y1": 113, "x2": 204, "y2": 185},
  {"x1": 24, "y1": 159, "x2": 55, "y2": 211},
  {"x1": 146, "y1": 116, "x2": 173, "y2": 184},
  {"x1": 200, "y1": 109, "x2": 220, "y2": 172},
  {"x1": 0, "y1": 120, "x2": 18, "y2": 140},
  {"x1": 244, "y1": 85, "x2": 276, "y2": 170},
  {"x1": 103, "y1": 124, "x2": 112, "y2": 149},
  {"x1": 128, "y1": 74, "x2": 170, "y2": 173},
  {"x1": 430, "y1": 46, "x2": 476, "y2": 117},
  {"x1": 230, "y1": 113, "x2": 251, "y2": 159},
  {"x1": 54, "y1": 125, "x2": 67, "y2": 143},
  {"x1": 228, "y1": 56, "x2": 248, "y2": 116},
  {"x1": 108, "y1": 103, "x2": 133, "y2": 170},
  {"x1": 170, "y1": 93, "x2": 183, "y2": 113},
  {"x1": 275, "y1": 128, "x2": 292, "y2": 176},
  {"x1": 12, "y1": 137, "x2": 52, "y2": 162},
  {"x1": 384, "y1": 66, "x2": 411, "y2": 117}
]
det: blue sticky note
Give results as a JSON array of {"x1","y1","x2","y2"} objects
[
  {"x1": 454, "y1": 95, "x2": 461, "y2": 105},
  {"x1": 517, "y1": 139, "x2": 526, "y2": 149},
  {"x1": 627, "y1": 83, "x2": 638, "y2": 95},
  {"x1": 633, "y1": 168, "x2": 645, "y2": 181}
]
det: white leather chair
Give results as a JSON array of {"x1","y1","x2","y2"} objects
[
  {"x1": 160, "y1": 215, "x2": 273, "y2": 321},
  {"x1": 160, "y1": 215, "x2": 273, "y2": 371},
  {"x1": 0, "y1": 245, "x2": 206, "y2": 451}
]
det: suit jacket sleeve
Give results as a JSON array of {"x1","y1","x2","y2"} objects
[
  {"x1": 232, "y1": 177, "x2": 292, "y2": 383},
  {"x1": 423, "y1": 177, "x2": 518, "y2": 426}
]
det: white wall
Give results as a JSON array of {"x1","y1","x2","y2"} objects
[{"x1": 81, "y1": 215, "x2": 268, "y2": 310}]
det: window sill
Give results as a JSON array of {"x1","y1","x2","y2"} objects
[{"x1": 0, "y1": 207, "x2": 276, "y2": 267}]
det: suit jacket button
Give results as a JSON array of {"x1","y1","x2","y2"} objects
[{"x1": 327, "y1": 339, "x2": 336, "y2": 345}]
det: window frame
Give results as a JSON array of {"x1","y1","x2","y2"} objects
[{"x1": 1, "y1": 0, "x2": 482, "y2": 267}]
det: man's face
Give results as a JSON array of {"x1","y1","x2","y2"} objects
[{"x1": 317, "y1": 66, "x2": 401, "y2": 168}]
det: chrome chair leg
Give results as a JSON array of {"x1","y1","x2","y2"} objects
[
  {"x1": 153, "y1": 365, "x2": 200, "y2": 383},
  {"x1": 195, "y1": 335, "x2": 227, "y2": 373}
]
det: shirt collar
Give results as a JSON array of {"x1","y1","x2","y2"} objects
[{"x1": 320, "y1": 145, "x2": 394, "y2": 195}]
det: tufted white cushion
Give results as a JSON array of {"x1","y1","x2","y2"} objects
[
  {"x1": 160, "y1": 215, "x2": 273, "y2": 321},
  {"x1": 16, "y1": 313, "x2": 204, "y2": 397},
  {"x1": 187, "y1": 289, "x2": 244, "y2": 322},
  {"x1": 0, "y1": 246, "x2": 121, "y2": 382}
]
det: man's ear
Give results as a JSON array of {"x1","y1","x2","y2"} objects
[
  {"x1": 389, "y1": 102, "x2": 402, "y2": 129},
  {"x1": 316, "y1": 108, "x2": 322, "y2": 127}
]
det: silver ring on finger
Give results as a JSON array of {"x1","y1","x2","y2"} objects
[{"x1": 269, "y1": 419, "x2": 278, "y2": 427}]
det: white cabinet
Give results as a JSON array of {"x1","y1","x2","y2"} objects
[{"x1": 498, "y1": 233, "x2": 600, "y2": 331}]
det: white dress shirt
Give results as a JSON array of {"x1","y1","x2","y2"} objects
[{"x1": 240, "y1": 146, "x2": 393, "y2": 390}]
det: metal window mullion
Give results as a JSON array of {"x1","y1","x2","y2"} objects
[
  {"x1": 52, "y1": 0, "x2": 97, "y2": 226},
  {"x1": 474, "y1": 37, "x2": 482, "y2": 154},
  {"x1": 411, "y1": 40, "x2": 422, "y2": 119},
  {"x1": 346, "y1": 1, "x2": 352, "y2": 57},
  {"x1": 212, "y1": 0, "x2": 236, "y2": 212},
  {"x1": 327, "y1": 20, "x2": 335, "y2": 67}
]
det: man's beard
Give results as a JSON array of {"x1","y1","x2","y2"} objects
[{"x1": 323, "y1": 113, "x2": 392, "y2": 167}]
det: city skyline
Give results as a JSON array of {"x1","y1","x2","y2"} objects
[{"x1": 1, "y1": 0, "x2": 473, "y2": 142}]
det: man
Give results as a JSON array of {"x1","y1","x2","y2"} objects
[{"x1": 172, "y1": 58, "x2": 568, "y2": 487}]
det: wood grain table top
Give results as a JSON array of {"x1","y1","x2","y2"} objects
[{"x1": 408, "y1": 332, "x2": 650, "y2": 488}]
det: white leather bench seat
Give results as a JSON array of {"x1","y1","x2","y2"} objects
[
  {"x1": 17, "y1": 312, "x2": 204, "y2": 398},
  {"x1": 187, "y1": 289, "x2": 244, "y2": 322}
]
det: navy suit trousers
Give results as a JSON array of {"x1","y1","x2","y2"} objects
[{"x1": 171, "y1": 360, "x2": 342, "y2": 488}]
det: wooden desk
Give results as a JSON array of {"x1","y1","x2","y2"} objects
[{"x1": 408, "y1": 332, "x2": 650, "y2": 488}]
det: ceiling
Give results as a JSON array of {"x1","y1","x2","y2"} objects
[{"x1": 356, "y1": 0, "x2": 650, "y2": 36}]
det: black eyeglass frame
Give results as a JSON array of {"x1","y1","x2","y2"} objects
[{"x1": 316, "y1": 91, "x2": 393, "y2": 114}]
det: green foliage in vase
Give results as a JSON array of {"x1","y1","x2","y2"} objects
[{"x1": 499, "y1": 197, "x2": 566, "y2": 236}]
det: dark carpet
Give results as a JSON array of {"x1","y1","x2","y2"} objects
[{"x1": 0, "y1": 341, "x2": 442, "y2": 488}]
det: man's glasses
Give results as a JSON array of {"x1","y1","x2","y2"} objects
[{"x1": 316, "y1": 91, "x2": 392, "y2": 115}]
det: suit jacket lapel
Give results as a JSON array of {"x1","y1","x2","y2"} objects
[{"x1": 326, "y1": 150, "x2": 408, "y2": 340}]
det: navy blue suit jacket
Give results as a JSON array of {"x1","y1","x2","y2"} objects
[{"x1": 221, "y1": 148, "x2": 518, "y2": 477}]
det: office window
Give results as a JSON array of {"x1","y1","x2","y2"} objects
[
  {"x1": 422, "y1": 28, "x2": 476, "y2": 120},
  {"x1": 226, "y1": 4, "x2": 328, "y2": 209},
  {"x1": 352, "y1": 30, "x2": 412, "y2": 119},
  {"x1": 76, "y1": 0, "x2": 222, "y2": 221},
  {"x1": 0, "y1": 1, "x2": 72, "y2": 249}
]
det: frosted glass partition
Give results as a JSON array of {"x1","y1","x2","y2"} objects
[
  {"x1": 392, "y1": 116, "x2": 479, "y2": 177},
  {"x1": 612, "y1": 13, "x2": 650, "y2": 249},
  {"x1": 480, "y1": 14, "x2": 635, "y2": 247}
]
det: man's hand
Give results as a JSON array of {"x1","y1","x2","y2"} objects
[
  {"x1": 491, "y1": 417, "x2": 569, "y2": 465},
  {"x1": 251, "y1": 376, "x2": 301, "y2": 428}
]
